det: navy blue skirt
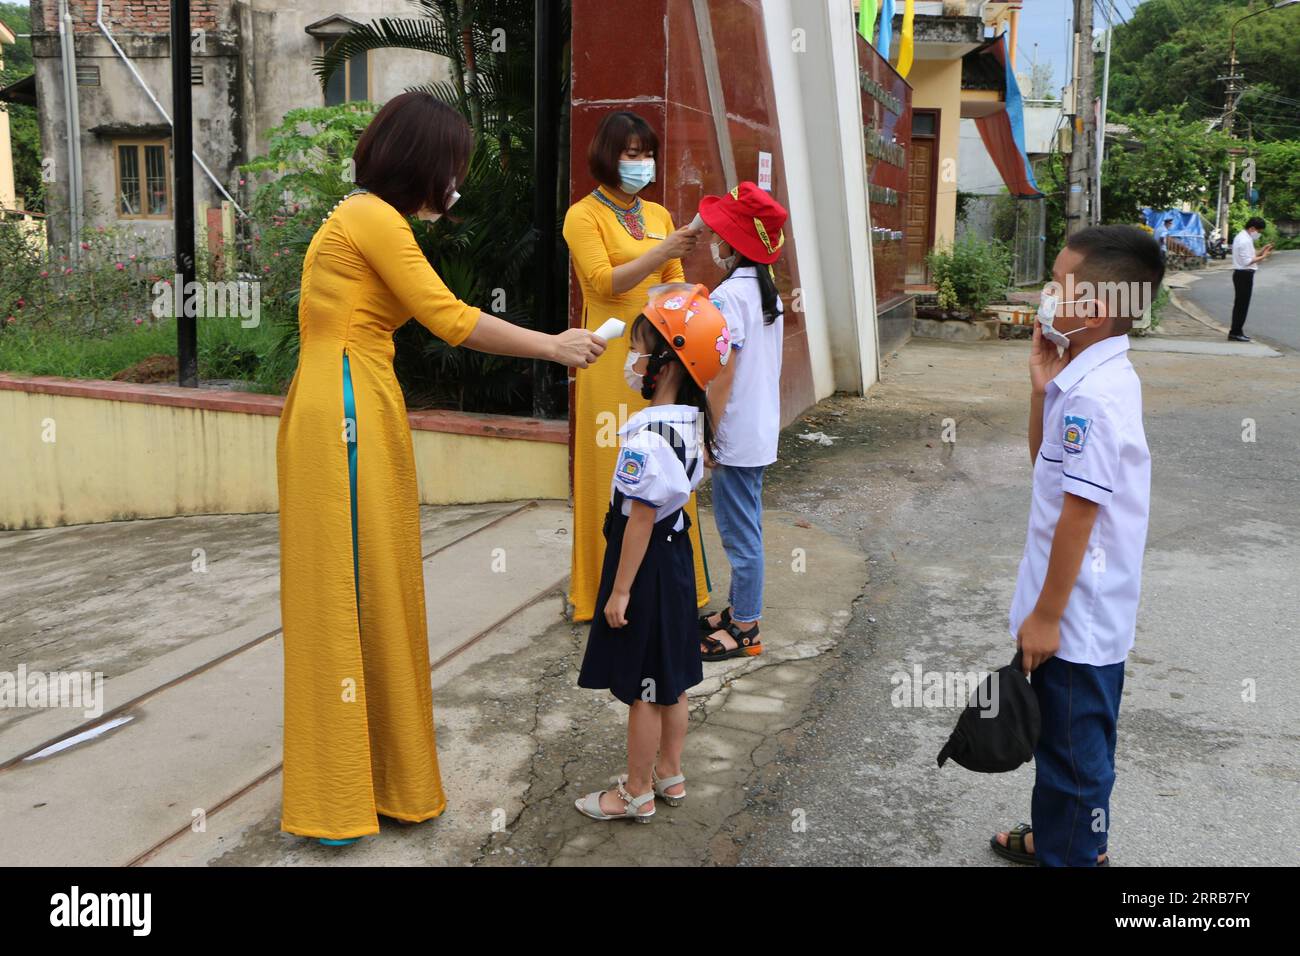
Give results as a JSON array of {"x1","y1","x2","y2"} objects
[{"x1": 578, "y1": 504, "x2": 703, "y2": 707}]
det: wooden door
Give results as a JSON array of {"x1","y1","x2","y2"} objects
[{"x1": 906, "y1": 110, "x2": 939, "y2": 285}]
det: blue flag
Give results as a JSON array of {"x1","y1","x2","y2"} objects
[{"x1": 878, "y1": 0, "x2": 895, "y2": 61}]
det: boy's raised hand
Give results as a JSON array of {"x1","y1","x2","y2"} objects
[{"x1": 1030, "y1": 321, "x2": 1069, "y2": 394}]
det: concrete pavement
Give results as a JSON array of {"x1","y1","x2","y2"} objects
[{"x1": 0, "y1": 491, "x2": 865, "y2": 865}]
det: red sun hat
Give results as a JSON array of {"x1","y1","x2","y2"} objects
[{"x1": 698, "y1": 181, "x2": 789, "y2": 265}]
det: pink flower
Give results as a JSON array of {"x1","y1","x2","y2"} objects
[
  {"x1": 115, "y1": 262, "x2": 125, "y2": 271},
  {"x1": 16, "y1": 299, "x2": 24, "y2": 308},
  {"x1": 39, "y1": 271, "x2": 49, "y2": 278},
  {"x1": 129, "y1": 254, "x2": 137, "y2": 261},
  {"x1": 263, "y1": 265, "x2": 271, "y2": 273},
  {"x1": 64, "y1": 267, "x2": 74, "y2": 275},
  {"x1": 239, "y1": 178, "x2": 246, "y2": 185},
  {"x1": 80, "y1": 242, "x2": 90, "y2": 250},
  {"x1": 134, "y1": 317, "x2": 143, "y2": 325},
  {"x1": 5, "y1": 316, "x2": 14, "y2": 325}
]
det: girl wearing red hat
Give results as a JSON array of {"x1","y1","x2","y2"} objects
[
  {"x1": 695, "y1": 182, "x2": 790, "y2": 661},
  {"x1": 574, "y1": 284, "x2": 731, "y2": 822}
]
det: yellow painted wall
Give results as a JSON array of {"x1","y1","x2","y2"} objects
[
  {"x1": 905, "y1": 57, "x2": 963, "y2": 252},
  {"x1": 0, "y1": 32, "x2": 14, "y2": 210},
  {"x1": 1, "y1": 390, "x2": 569, "y2": 529}
]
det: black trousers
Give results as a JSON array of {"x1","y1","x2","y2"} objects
[{"x1": 1230, "y1": 269, "x2": 1255, "y2": 336}]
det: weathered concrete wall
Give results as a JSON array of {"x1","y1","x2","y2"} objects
[{"x1": 30, "y1": 1, "x2": 454, "y2": 252}]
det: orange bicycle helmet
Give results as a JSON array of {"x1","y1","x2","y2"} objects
[{"x1": 641, "y1": 283, "x2": 732, "y2": 390}]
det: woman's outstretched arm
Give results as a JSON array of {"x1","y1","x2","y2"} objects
[{"x1": 462, "y1": 312, "x2": 605, "y2": 369}]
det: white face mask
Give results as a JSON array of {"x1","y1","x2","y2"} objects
[
  {"x1": 711, "y1": 240, "x2": 737, "y2": 271},
  {"x1": 618, "y1": 159, "x2": 656, "y2": 194},
  {"x1": 418, "y1": 187, "x2": 461, "y2": 223},
  {"x1": 1037, "y1": 290, "x2": 1093, "y2": 348},
  {"x1": 623, "y1": 350, "x2": 646, "y2": 391}
]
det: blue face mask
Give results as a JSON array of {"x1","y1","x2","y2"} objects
[{"x1": 618, "y1": 159, "x2": 655, "y2": 194}]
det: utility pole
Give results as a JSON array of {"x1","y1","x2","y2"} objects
[
  {"x1": 170, "y1": 0, "x2": 197, "y2": 387},
  {"x1": 1095, "y1": 25, "x2": 1111, "y2": 225},
  {"x1": 1215, "y1": 34, "x2": 1242, "y2": 238},
  {"x1": 1066, "y1": 0, "x2": 1095, "y2": 236}
]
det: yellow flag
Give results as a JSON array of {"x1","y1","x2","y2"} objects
[{"x1": 897, "y1": 0, "x2": 916, "y2": 78}]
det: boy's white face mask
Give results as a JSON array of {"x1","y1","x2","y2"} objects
[{"x1": 1037, "y1": 289, "x2": 1094, "y2": 348}]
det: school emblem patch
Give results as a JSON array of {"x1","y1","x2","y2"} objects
[
  {"x1": 616, "y1": 448, "x2": 649, "y2": 484},
  {"x1": 1063, "y1": 415, "x2": 1091, "y2": 454}
]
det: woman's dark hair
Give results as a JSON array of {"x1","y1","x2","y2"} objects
[
  {"x1": 722, "y1": 255, "x2": 782, "y2": 325},
  {"x1": 629, "y1": 314, "x2": 716, "y2": 458},
  {"x1": 588, "y1": 111, "x2": 660, "y2": 190},
  {"x1": 353, "y1": 92, "x2": 473, "y2": 216}
]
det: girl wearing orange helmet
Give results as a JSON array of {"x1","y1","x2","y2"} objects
[{"x1": 575, "y1": 284, "x2": 730, "y2": 822}]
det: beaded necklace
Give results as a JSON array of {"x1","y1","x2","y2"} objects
[
  {"x1": 322, "y1": 187, "x2": 371, "y2": 223},
  {"x1": 591, "y1": 188, "x2": 646, "y2": 241}
]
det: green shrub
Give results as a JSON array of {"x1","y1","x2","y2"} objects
[{"x1": 926, "y1": 235, "x2": 1013, "y2": 316}]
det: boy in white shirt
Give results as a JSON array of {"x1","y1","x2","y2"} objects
[{"x1": 991, "y1": 225, "x2": 1162, "y2": 867}]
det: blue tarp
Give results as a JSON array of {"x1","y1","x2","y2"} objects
[{"x1": 1142, "y1": 208, "x2": 1205, "y2": 257}]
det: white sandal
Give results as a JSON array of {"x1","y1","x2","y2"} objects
[
  {"x1": 617, "y1": 770, "x2": 687, "y2": 807},
  {"x1": 651, "y1": 768, "x2": 686, "y2": 807},
  {"x1": 574, "y1": 779, "x2": 655, "y2": 823}
]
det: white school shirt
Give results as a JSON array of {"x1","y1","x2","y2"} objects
[
  {"x1": 1231, "y1": 229, "x2": 1257, "y2": 271},
  {"x1": 709, "y1": 267, "x2": 784, "y2": 467},
  {"x1": 611, "y1": 405, "x2": 704, "y2": 532},
  {"x1": 1009, "y1": 334, "x2": 1151, "y2": 666}
]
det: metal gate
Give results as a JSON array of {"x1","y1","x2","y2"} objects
[{"x1": 956, "y1": 194, "x2": 1045, "y2": 287}]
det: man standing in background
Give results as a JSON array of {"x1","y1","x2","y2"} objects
[{"x1": 1229, "y1": 217, "x2": 1274, "y2": 343}]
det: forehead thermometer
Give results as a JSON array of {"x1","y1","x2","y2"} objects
[{"x1": 593, "y1": 318, "x2": 625, "y2": 340}]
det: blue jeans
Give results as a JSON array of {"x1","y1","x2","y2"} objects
[
  {"x1": 1030, "y1": 655, "x2": 1125, "y2": 866},
  {"x1": 710, "y1": 464, "x2": 766, "y2": 623}
]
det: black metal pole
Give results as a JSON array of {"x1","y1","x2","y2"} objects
[
  {"x1": 531, "y1": 0, "x2": 561, "y2": 418},
  {"x1": 171, "y1": 0, "x2": 198, "y2": 387}
]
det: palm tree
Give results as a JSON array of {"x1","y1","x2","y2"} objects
[{"x1": 314, "y1": 0, "x2": 572, "y2": 413}]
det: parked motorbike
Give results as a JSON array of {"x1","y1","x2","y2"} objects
[{"x1": 1206, "y1": 230, "x2": 1229, "y2": 260}]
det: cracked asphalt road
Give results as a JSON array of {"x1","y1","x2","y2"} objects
[{"x1": 722, "y1": 337, "x2": 1299, "y2": 867}]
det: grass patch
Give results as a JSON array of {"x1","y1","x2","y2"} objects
[{"x1": 0, "y1": 314, "x2": 296, "y2": 393}]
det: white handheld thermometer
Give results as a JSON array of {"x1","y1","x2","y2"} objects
[{"x1": 593, "y1": 318, "x2": 625, "y2": 341}]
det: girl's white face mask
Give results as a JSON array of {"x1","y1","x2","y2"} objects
[
  {"x1": 1037, "y1": 290, "x2": 1094, "y2": 348},
  {"x1": 711, "y1": 240, "x2": 737, "y2": 271},
  {"x1": 623, "y1": 350, "x2": 646, "y2": 391}
]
